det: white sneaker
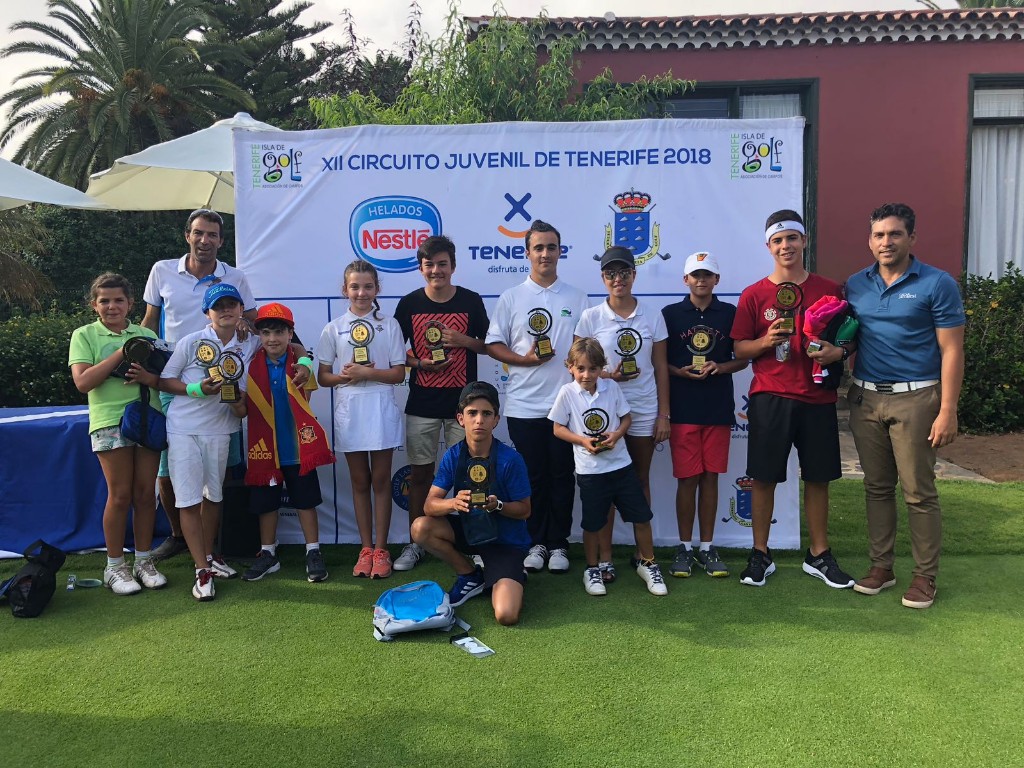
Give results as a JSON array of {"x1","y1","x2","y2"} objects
[
  {"x1": 636, "y1": 560, "x2": 668, "y2": 596},
  {"x1": 208, "y1": 555, "x2": 238, "y2": 579},
  {"x1": 547, "y1": 548, "x2": 570, "y2": 573},
  {"x1": 523, "y1": 544, "x2": 548, "y2": 572},
  {"x1": 103, "y1": 563, "x2": 142, "y2": 596},
  {"x1": 584, "y1": 566, "x2": 607, "y2": 596},
  {"x1": 393, "y1": 543, "x2": 423, "y2": 571},
  {"x1": 192, "y1": 569, "x2": 216, "y2": 601},
  {"x1": 133, "y1": 558, "x2": 168, "y2": 589}
]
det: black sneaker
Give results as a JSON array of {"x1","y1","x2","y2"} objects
[
  {"x1": 242, "y1": 550, "x2": 281, "y2": 582},
  {"x1": 151, "y1": 535, "x2": 188, "y2": 563},
  {"x1": 306, "y1": 548, "x2": 328, "y2": 583},
  {"x1": 802, "y1": 548, "x2": 854, "y2": 589},
  {"x1": 740, "y1": 548, "x2": 776, "y2": 587}
]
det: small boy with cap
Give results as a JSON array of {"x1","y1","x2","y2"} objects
[
  {"x1": 159, "y1": 282, "x2": 261, "y2": 601},
  {"x1": 230, "y1": 303, "x2": 335, "y2": 584},
  {"x1": 661, "y1": 252, "x2": 748, "y2": 579}
]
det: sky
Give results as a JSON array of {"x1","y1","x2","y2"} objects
[{"x1": 0, "y1": 0, "x2": 926, "y2": 158}]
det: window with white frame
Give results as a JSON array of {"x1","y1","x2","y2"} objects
[{"x1": 968, "y1": 86, "x2": 1024, "y2": 278}]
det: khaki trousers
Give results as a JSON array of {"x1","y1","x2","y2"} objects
[{"x1": 848, "y1": 383, "x2": 943, "y2": 579}]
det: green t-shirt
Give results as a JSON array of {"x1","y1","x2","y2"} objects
[{"x1": 68, "y1": 321, "x2": 159, "y2": 433}]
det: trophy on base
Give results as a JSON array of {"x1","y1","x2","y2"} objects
[
  {"x1": 349, "y1": 319, "x2": 375, "y2": 365},
  {"x1": 424, "y1": 320, "x2": 448, "y2": 365},
  {"x1": 467, "y1": 458, "x2": 490, "y2": 509},
  {"x1": 582, "y1": 408, "x2": 612, "y2": 453},
  {"x1": 614, "y1": 328, "x2": 643, "y2": 377},
  {"x1": 687, "y1": 326, "x2": 716, "y2": 372},
  {"x1": 213, "y1": 350, "x2": 244, "y2": 403},
  {"x1": 527, "y1": 308, "x2": 554, "y2": 360}
]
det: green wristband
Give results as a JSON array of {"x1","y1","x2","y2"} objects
[
  {"x1": 296, "y1": 356, "x2": 314, "y2": 371},
  {"x1": 186, "y1": 381, "x2": 207, "y2": 398}
]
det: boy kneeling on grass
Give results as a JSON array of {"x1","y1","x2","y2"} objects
[
  {"x1": 228, "y1": 303, "x2": 335, "y2": 583},
  {"x1": 549, "y1": 338, "x2": 668, "y2": 597},
  {"x1": 413, "y1": 382, "x2": 531, "y2": 625}
]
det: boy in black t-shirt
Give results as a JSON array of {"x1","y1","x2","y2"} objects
[
  {"x1": 662, "y1": 252, "x2": 748, "y2": 579},
  {"x1": 393, "y1": 236, "x2": 489, "y2": 571}
]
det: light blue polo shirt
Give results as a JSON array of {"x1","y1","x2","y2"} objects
[{"x1": 846, "y1": 256, "x2": 965, "y2": 382}]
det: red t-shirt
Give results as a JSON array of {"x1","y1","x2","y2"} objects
[{"x1": 731, "y1": 273, "x2": 842, "y2": 404}]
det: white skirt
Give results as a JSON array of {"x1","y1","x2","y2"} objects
[{"x1": 332, "y1": 386, "x2": 404, "y2": 453}]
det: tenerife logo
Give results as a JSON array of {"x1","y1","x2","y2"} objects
[
  {"x1": 597, "y1": 189, "x2": 670, "y2": 266},
  {"x1": 498, "y1": 192, "x2": 532, "y2": 238},
  {"x1": 731, "y1": 133, "x2": 783, "y2": 180},
  {"x1": 350, "y1": 196, "x2": 442, "y2": 273},
  {"x1": 251, "y1": 144, "x2": 303, "y2": 188},
  {"x1": 726, "y1": 477, "x2": 754, "y2": 527}
]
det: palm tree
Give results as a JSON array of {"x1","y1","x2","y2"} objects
[{"x1": 0, "y1": 0, "x2": 256, "y2": 188}]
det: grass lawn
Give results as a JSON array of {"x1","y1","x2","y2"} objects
[{"x1": 2, "y1": 479, "x2": 1022, "y2": 767}]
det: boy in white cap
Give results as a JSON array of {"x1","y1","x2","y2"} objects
[{"x1": 662, "y1": 252, "x2": 748, "y2": 579}]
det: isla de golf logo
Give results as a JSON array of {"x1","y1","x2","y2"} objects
[{"x1": 349, "y1": 196, "x2": 442, "y2": 273}]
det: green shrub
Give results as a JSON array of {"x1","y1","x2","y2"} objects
[
  {"x1": 0, "y1": 305, "x2": 95, "y2": 408},
  {"x1": 960, "y1": 265, "x2": 1024, "y2": 433}
]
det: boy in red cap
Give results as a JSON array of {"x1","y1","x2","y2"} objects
[{"x1": 230, "y1": 303, "x2": 335, "y2": 583}]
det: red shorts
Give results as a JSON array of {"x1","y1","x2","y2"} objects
[{"x1": 670, "y1": 424, "x2": 730, "y2": 479}]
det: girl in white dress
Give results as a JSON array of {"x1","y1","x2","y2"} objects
[{"x1": 316, "y1": 261, "x2": 406, "y2": 579}]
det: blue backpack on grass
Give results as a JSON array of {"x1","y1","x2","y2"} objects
[{"x1": 373, "y1": 580, "x2": 470, "y2": 642}]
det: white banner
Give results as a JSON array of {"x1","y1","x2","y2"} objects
[{"x1": 234, "y1": 118, "x2": 805, "y2": 549}]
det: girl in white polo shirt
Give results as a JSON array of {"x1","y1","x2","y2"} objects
[
  {"x1": 316, "y1": 261, "x2": 406, "y2": 580},
  {"x1": 574, "y1": 247, "x2": 670, "y2": 583}
]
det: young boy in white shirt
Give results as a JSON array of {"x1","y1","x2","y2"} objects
[
  {"x1": 548, "y1": 338, "x2": 668, "y2": 597},
  {"x1": 159, "y1": 283, "x2": 259, "y2": 601}
]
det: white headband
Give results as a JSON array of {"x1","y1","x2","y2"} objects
[{"x1": 765, "y1": 220, "x2": 806, "y2": 243}]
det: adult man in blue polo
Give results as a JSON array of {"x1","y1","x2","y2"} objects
[{"x1": 845, "y1": 202, "x2": 965, "y2": 610}]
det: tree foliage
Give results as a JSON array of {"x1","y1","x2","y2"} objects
[
  {"x1": 203, "y1": 0, "x2": 330, "y2": 127},
  {"x1": 0, "y1": 208, "x2": 53, "y2": 312},
  {"x1": 311, "y1": 6, "x2": 693, "y2": 128},
  {"x1": 917, "y1": 0, "x2": 1023, "y2": 8},
  {"x1": 0, "y1": 0, "x2": 255, "y2": 188}
]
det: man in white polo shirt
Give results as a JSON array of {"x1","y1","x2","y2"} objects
[
  {"x1": 486, "y1": 220, "x2": 590, "y2": 573},
  {"x1": 142, "y1": 209, "x2": 257, "y2": 560}
]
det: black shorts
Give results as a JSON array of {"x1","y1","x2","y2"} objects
[
  {"x1": 745, "y1": 393, "x2": 841, "y2": 484},
  {"x1": 576, "y1": 465, "x2": 654, "y2": 532},
  {"x1": 447, "y1": 515, "x2": 527, "y2": 587},
  {"x1": 248, "y1": 464, "x2": 323, "y2": 515}
]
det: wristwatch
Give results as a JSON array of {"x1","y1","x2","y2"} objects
[{"x1": 494, "y1": 499, "x2": 504, "y2": 512}]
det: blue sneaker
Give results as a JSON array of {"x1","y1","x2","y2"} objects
[{"x1": 448, "y1": 567, "x2": 486, "y2": 607}]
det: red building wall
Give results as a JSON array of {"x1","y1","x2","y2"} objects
[{"x1": 573, "y1": 40, "x2": 1022, "y2": 282}]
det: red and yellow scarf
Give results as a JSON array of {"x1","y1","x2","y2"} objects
[{"x1": 245, "y1": 347, "x2": 334, "y2": 486}]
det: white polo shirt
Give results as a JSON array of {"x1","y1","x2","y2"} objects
[
  {"x1": 315, "y1": 310, "x2": 406, "y2": 393},
  {"x1": 574, "y1": 299, "x2": 667, "y2": 418},
  {"x1": 486, "y1": 276, "x2": 590, "y2": 418},
  {"x1": 161, "y1": 325, "x2": 259, "y2": 435},
  {"x1": 143, "y1": 256, "x2": 256, "y2": 343},
  {"x1": 548, "y1": 378, "x2": 631, "y2": 475}
]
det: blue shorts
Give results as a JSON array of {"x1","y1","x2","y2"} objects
[{"x1": 576, "y1": 466, "x2": 653, "y2": 532}]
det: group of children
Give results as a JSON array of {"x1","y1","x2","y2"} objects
[{"x1": 72, "y1": 207, "x2": 852, "y2": 614}]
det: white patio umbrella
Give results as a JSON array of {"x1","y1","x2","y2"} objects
[
  {"x1": 85, "y1": 112, "x2": 279, "y2": 213},
  {"x1": 0, "y1": 157, "x2": 109, "y2": 211}
]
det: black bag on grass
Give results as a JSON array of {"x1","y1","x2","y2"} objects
[{"x1": 0, "y1": 539, "x2": 67, "y2": 618}]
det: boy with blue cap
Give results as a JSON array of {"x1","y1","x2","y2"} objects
[{"x1": 158, "y1": 283, "x2": 260, "y2": 601}]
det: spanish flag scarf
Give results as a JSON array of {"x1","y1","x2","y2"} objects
[{"x1": 245, "y1": 347, "x2": 334, "y2": 486}]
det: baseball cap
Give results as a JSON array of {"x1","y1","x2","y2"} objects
[
  {"x1": 684, "y1": 252, "x2": 721, "y2": 276},
  {"x1": 202, "y1": 282, "x2": 243, "y2": 312},
  {"x1": 255, "y1": 302, "x2": 295, "y2": 329},
  {"x1": 599, "y1": 246, "x2": 635, "y2": 270},
  {"x1": 457, "y1": 381, "x2": 500, "y2": 413}
]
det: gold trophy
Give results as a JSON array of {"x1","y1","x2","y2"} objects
[
  {"x1": 214, "y1": 350, "x2": 244, "y2": 403},
  {"x1": 194, "y1": 340, "x2": 220, "y2": 369},
  {"x1": 424, "y1": 320, "x2": 448, "y2": 365},
  {"x1": 467, "y1": 458, "x2": 490, "y2": 509},
  {"x1": 582, "y1": 408, "x2": 611, "y2": 453},
  {"x1": 349, "y1": 319, "x2": 375, "y2": 365},
  {"x1": 774, "y1": 282, "x2": 803, "y2": 334},
  {"x1": 614, "y1": 328, "x2": 643, "y2": 377},
  {"x1": 527, "y1": 308, "x2": 554, "y2": 360},
  {"x1": 687, "y1": 325, "x2": 716, "y2": 372}
]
